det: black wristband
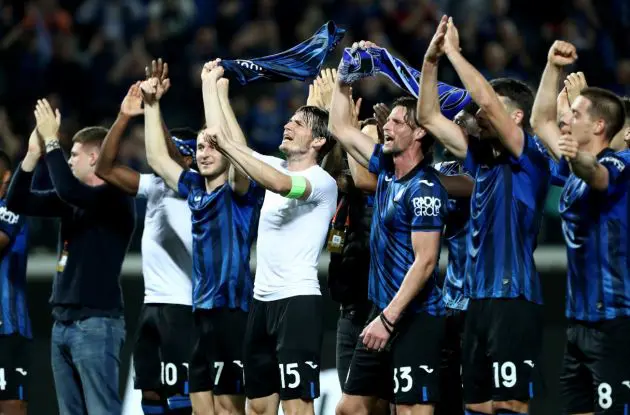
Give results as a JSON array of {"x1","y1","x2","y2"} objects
[{"x1": 379, "y1": 312, "x2": 395, "y2": 333}]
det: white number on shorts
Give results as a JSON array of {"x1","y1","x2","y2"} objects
[
  {"x1": 0, "y1": 368, "x2": 6, "y2": 390},
  {"x1": 279, "y1": 363, "x2": 300, "y2": 389},
  {"x1": 392, "y1": 367, "x2": 413, "y2": 393},
  {"x1": 214, "y1": 362, "x2": 224, "y2": 386},
  {"x1": 492, "y1": 361, "x2": 517, "y2": 388},
  {"x1": 161, "y1": 362, "x2": 178, "y2": 386},
  {"x1": 598, "y1": 382, "x2": 613, "y2": 409}
]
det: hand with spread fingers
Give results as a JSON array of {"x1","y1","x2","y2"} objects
[
  {"x1": 34, "y1": 99, "x2": 61, "y2": 141},
  {"x1": 145, "y1": 58, "x2": 171, "y2": 100},
  {"x1": 120, "y1": 81, "x2": 144, "y2": 117},
  {"x1": 317, "y1": 68, "x2": 337, "y2": 111},
  {"x1": 564, "y1": 71, "x2": 588, "y2": 106},
  {"x1": 140, "y1": 78, "x2": 160, "y2": 106}
]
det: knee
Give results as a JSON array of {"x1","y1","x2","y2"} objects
[
  {"x1": 247, "y1": 399, "x2": 269, "y2": 415},
  {"x1": 281, "y1": 399, "x2": 313, "y2": 415},
  {"x1": 465, "y1": 402, "x2": 493, "y2": 414}
]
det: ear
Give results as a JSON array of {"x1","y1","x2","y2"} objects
[
  {"x1": 511, "y1": 108, "x2": 524, "y2": 126},
  {"x1": 412, "y1": 126, "x2": 427, "y2": 142},
  {"x1": 593, "y1": 119, "x2": 605, "y2": 136},
  {"x1": 311, "y1": 136, "x2": 326, "y2": 151},
  {"x1": 89, "y1": 149, "x2": 99, "y2": 166}
]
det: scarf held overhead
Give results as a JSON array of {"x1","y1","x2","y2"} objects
[
  {"x1": 221, "y1": 21, "x2": 346, "y2": 85},
  {"x1": 338, "y1": 46, "x2": 471, "y2": 120}
]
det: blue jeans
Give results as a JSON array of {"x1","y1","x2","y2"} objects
[{"x1": 51, "y1": 317, "x2": 125, "y2": 415}]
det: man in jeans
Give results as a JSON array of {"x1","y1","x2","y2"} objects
[{"x1": 6, "y1": 99, "x2": 135, "y2": 415}]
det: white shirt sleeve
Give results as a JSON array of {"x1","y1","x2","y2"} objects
[
  {"x1": 137, "y1": 174, "x2": 161, "y2": 199},
  {"x1": 304, "y1": 167, "x2": 338, "y2": 206}
]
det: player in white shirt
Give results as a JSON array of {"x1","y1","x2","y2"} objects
[
  {"x1": 95, "y1": 74, "x2": 195, "y2": 415},
  {"x1": 205, "y1": 99, "x2": 337, "y2": 414}
]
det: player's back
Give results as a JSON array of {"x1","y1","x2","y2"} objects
[
  {"x1": 464, "y1": 133, "x2": 551, "y2": 304},
  {"x1": 0, "y1": 200, "x2": 31, "y2": 338},
  {"x1": 560, "y1": 149, "x2": 630, "y2": 321}
]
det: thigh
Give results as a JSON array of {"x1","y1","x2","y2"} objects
[
  {"x1": 336, "y1": 312, "x2": 364, "y2": 387},
  {"x1": 559, "y1": 324, "x2": 594, "y2": 415},
  {"x1": 391, "y1": 312, "x2": 445, "y2": 405},
  {"x1": 158, "y1": 304, "x2": 195, "y2": 396},
  {"x1": 274, "y1": 295, "x2": 324, "y2": 402},
  {"x1": 343, "y1": 307, "x2": 392, "y2": 400},
  {"x1": 487, "y1": 298, "x2": 542, "y2": 403},
  {"x1": 462, "y1": 300, "x2": 492, "y2": 405},
  {"x1": 211, "y1": 308, "x2": 248, "y2": 396},
  {"x1": 435, "y1": 311, "x2": 465, "y2": 415},
  {"x1": 132, "y1": 305, "x2": 161, "y2": 392},
  {"x1": 587, "y1": 318, "x2": 630, "y2": 413},
  {"x1": 69, "y1": 317, "x2": 125, "y2": 414},
  {"x1": 188, "y1": 311, "x2": 214, "y2": 394},
  {"x1": 50, "y1": 322, "x2": 86, "y2": 415},
  {"x1": 243, "y1": 300, "x2": 278, "y2": 400},
  {"x1": 0, "y1": 335, "x2": 31, "y2": 402}
]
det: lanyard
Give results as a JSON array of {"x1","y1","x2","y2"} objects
[{"x1": 332, "y1": 196, "x2": 351, "y2": 227}]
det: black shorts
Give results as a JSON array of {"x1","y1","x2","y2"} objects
[
  {"x1": 343, "y1": 307, "x2": 445, "y2": 405},
  {"x1": 133, "y1": 304, "x2": 195, "y2": 396},
  {"x1": 560, "y1": 318, "x2": 630, "y2": 414},
  {"x1": 0, "y1": 334, "x2": 31, "y2": 401},
  {"x1": 336, "y1": 303, "x2": 372, "y2": 387},
  {"x1": 462, "y1": 298, "x2": 542, "y2": 405},
  {"x1": 189, "y1": 308, "x2": 248, "y2": 395},
  {"x1": 436, "y1": 309, "x2": 465, "y2": 415},
  {"x1": 243, "y1": 296, "x2": 323, "y2": 401}
]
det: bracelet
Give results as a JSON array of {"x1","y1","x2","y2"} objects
[
  {"x1": 379, "y1": 312, "x2": 395, "y2": 334},
  {"x1": 45, "y1": 139, "x2": 60, "y2": 153}
]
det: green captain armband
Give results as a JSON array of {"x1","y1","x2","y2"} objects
[{"x1": 286, "y1": 176, "x2": 307, "y2": 199}]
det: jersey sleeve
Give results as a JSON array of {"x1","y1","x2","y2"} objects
[
  {"x1": 177, "y1": 170, "x2": 204, "y2": 198},
  {"x1": 238, "y1": 180, "x2": 266, "y2": 205},
  {"x1": 0, "y1": 204, "x2": 23, "y2": 241},
  {"x1": 550, "y1": 158, "x2": 570, "y2": 186},
  {"x1": 304, "y1": 168, "x2": 338, "y2": 207},
  {"x1": 368, "y1": 144, "x2": 392, "y2": 175},
  {"x1": 599, "y1": 153, "x2": 629, "y2": 196},
  {"x1": 463, "y1": 140, "x2": 481, "y2": 175},
  {"x1": 405, "y1": 176, "x2": 448, "y2": 232},
  {"x1": 137, "y1": 174, "x2": 160, "y2": 199},
  {"x1": 510, "y1": 133, "x2": 551, "y2": 181}
]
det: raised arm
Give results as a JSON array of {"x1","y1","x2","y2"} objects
[
  {"x1": 530, "y1": 41, "x2": 578, "y2": 161},
  {"x1": 95, "y1": 83, "x2": 143, "y2": 195},
  {"x1": 206, "y1": 128, "x2": 315, "y2": 200},
  {"x1": 5, "y1": 128, "x2": 68, "y2": 217},
  {"x1": 329, "y1": 74, "x2": 377, "y2": 167},
  {"x1": 215, "y1": 75, "x2": 252, "y2": 195},
  {"x1": 142, "y1": 78, "x2": 183, "y2": 191},
  {"x1": 443, "y1": 18, "x2": 524, "y2": 158},
  {"x1": 33, "y1": 99, "x2": 113, "y2": 209},
  {"x1": 418, "y1": 16, "x2": 469, "y2": 159}
]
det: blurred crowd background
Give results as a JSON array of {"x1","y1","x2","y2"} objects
[{"x1": 0, "y1": 0, "x2": 628, "y2": 252}]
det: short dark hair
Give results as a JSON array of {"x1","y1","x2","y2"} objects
[
  {"x1": 295, "y1": 105, "x2": 335, "y2": 162},
  {"x1": 391, "y1": 96, "x2": 435, "y2": 155},
  {"x1": 72, "y1": 126, "x2": 108, "y2": 147},
  {"x1": 359, "y1": 117, "x2": 385, "y2": 144},
  {"x1": 0, "y1": 150, "x2": 11, "y2": 172},
  {"x1": 580, "y1": 87, "x2": 625, "y2": 140},
  {"x1": 489, "y1": 78, "x2": 534, "y2": 132}
]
